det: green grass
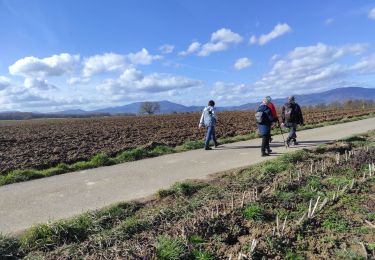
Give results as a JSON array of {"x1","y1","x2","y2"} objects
[
  {"x1": 322, "y1": 214, "x2": 349, "y2": 233},
  {"x1": 18, "y1": 201, "x2": 141, "y2": 251},
  {"x1": 243, "y1": 203, "x2": 264, "y2": 221},
  {"x1": 192, "y1": 249, "x2": 214, "y2": 260},
  {"x1": 155, "y1": 236, "x2": 186, "y2": 260},
  {"x1": 157, "y1": 181, "x2": 207, "y2": 198}
]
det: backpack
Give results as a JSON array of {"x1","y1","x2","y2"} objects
[
  {"x1": 284, "y1": 103, "x2": 295, "y2": 122},
  {"x1": 255, "y1": 111, "x2": 266, "y2": 124}
]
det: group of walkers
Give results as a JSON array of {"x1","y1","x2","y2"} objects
[{"x1": 198, "y1": 96, "x2": 304, "y2": 156}]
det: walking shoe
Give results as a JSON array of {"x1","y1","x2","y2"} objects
[
  {"x1": 292, "y1": 139, "x2": 298, "y2": 145},
  {"x1": 261, "y1": 152, "x2": 269, "y2": 157},
  {"x1": 267, "y1": 148, "x2": 272, "y2": 154},
  {"x1": 204, "y1": 147, "x2": 212, "y2": 150},
  {"x1": 214, "y1": 142, "x2": 220, "y2": 148}
]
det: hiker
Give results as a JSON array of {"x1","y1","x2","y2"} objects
[
  {"x1": 199, "y1": 100, "x2": 219, "y2": 150},
  {"x1": 281, "y1": 96, "x2": 304, "y2": 146},
  {"x1": 255, "y1": 98, "x2": 274, "y2": 156},
  {"x1": 265, "y1": 96, "x2": 278, "y2": 142}
]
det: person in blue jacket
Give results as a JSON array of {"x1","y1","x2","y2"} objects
[
  {"x1": 256, "y1": 97, "x2": 274, "y2": 156},
  {"x1": 199, "y1": 100, "x2": 218, "y2": 150}
]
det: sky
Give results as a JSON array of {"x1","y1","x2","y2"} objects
[{"x1": 0, "y1": 0, "x2": 375, "y2": 112}]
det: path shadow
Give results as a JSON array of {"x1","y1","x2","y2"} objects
[{"x1": 215, "y1": 139, "x2": 334, "y2": 150}]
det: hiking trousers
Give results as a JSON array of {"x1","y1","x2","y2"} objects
[
  {"x1": 287, "y1": 124, "x2": 297, "y2": 141},
  {"x1": 261, "y1": 133, "x2": 271, "y2": 153},
  {"x1": 205, "y1": 125, "x2": 217, "y2": 148}
]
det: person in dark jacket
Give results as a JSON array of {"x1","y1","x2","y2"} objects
[
  {"x1": 281, "y1": 96, "x2": 304, "y2": 146},
  {"x1": 256, "y1": 98, "x2": 274, "y2": 156}
]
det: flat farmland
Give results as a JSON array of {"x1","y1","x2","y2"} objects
[{"x1": 1, "y1": 108, "x2": 375, "y2": 173}]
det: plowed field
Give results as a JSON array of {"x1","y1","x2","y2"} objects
[{"x1": 0, "y1": 108, "x2": 374, "y2": 173}]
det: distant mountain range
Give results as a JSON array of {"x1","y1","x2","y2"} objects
[
  {"x1": 89, "y1": 87, "x2": 375, "y2": 114},
  {"x1": 1, "y1": 87, "x2": 375, "y2": 120}
]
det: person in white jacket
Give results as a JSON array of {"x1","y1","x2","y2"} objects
[{"x1": 199, "y1": 100, "x2": 219, "y2": 150}]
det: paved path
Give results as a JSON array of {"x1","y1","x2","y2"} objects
[{"x1": 1, "y1": 118, "x2": 374, "y2": 234}]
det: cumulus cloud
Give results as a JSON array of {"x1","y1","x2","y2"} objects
[
  {"x1": 0, "y1": 84, "x2": 61, "y2": 111},
  {"x1": 67, "y1": 77, "x2": 91, "y2": 85},
  {"x1": 24, "y1": 78, "x2": 57, "y2": 90},
  {"x1": 210, "y1": 81, "x2": 252, "y2": 104},
  {"x1": 0, "y1": 76, "x2": 10, "y2": 90},
  {"x1": 198, "y1": 28, "x2": 243, "y2": 56},
  {"x1": 9, "y1": 53, "x2": 80, "y2": 78},
  {"x1": 250, "y1": 23, "x2": 292, "y2": 45},
  {"x1": 83, "y1": 53, "x2": 125, "y2": 77},
  {"x1": 97, "y1": 68, "x2": 202, "y2": 95},
  {"x1": 179, "y1": 42, "x2": 201, "y2": 56},
  {"x1": 127, "y1": 48, "x2": 162, "y2": 65},
  {"x1": 369, "y1": 7, "x2": 375, "y2": 20},
  {"x1": 210, "y1": 28, "x2": 243, "y2": 43},
  {"x1": 180, "y1": 28, "x2": 242, "y2": 57},
  {"x1": 253, "y1": 42, "x2": 368, "y2": 95},
  {"x1": 234, "y1": 58, "x2": 252, "y2": 70},
  {"x1": 159, "y1": 44, "x2": 175, "y2": 54}
]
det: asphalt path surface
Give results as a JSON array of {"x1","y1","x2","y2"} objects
[{"x1": 1, "y1": 117, "x2": 374, "y2": 234}]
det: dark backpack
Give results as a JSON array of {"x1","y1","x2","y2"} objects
[{"x1": 284, "y1": 103, "x2": 295, "y2": 122}]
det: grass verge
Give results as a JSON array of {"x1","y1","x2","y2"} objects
[{"x1": 1, "y1": 133, "x2": 374, "y2": 258}]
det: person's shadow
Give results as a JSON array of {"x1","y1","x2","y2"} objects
[{"x1": 215, "y1": 139, "x2": 333, "y2": 150}]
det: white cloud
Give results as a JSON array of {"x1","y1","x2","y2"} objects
[
  {"x1": 24, "y1": 78, "x2": 57, "y2": 90},
  {"x1": 97, "y1": 68, "x2": 202, "y2": 95},
  {"x1": 179, "y1": 42, "x2": 201, "y2": 56},
  {"x1": 250, "y1": 23, "x2": 292, "y2": 46},
  {"x1": 198, "y1": 42, "x2": 227, "y2": 57},
  {"x1": 0, "y1": 76, "x2": 10, "y2": 90},
  {"x1": 351, "y1": 53, "x2": 375, "y2": 73},
  {"x1": 83, "y1": 53, "x2": 125, "y2": 77},
  {"x1": 249, "y1": 35, "x2": 257, "y2": 45},
  {"x1": 127, "y1": 48, "x2": 162, "y2": 65},
  {"x1": 369, "y1": 7, "x2": 375, "y2": 20},
  {"x1": 210, "y1": 28, "x2": 243, "y2": 43},
  {"x1": 210, "y1": 81, "x2": 251, "y2": 104},
  {"x1": 198, "y1": 28, "x2": 243, "y2": 56},
  {"x1": 67, "y1": 77, "x2": 90, "y2": 85},
  {"x1": 159, "y1": 44, "x2": 175, "y2": 54},
  {"x1": 325, "y1": 18, "x2": 334, "y2": 25},
  {"x1": 253, "y1": 42, "x2": 369, "y2": 95},
  {"x1": 234, "y1": 58, "x2": 252, "y2": 70},
  {"x1": 180, "y1": 28, "x2": 242, "y2": 57},
  {"x1": 9, "y1": 53, "x2": 80, "y2": 78}
]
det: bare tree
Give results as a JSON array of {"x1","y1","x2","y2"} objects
[{"x1": 139, "y1": 102, "x2": 161, "y2": 115}]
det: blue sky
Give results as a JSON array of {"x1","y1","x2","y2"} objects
[{"x1": 0, "y1": 0, "x2": 375, "y2": 112}]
